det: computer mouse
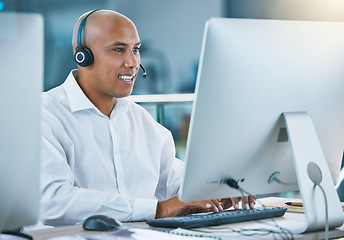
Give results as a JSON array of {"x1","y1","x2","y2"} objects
[{"x1": 82, "y1": 214, "x2": 122, "y2": 231}]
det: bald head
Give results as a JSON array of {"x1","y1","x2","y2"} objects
[{"x1": 72, "y1": 10, "x2": 138, "y2": 54}]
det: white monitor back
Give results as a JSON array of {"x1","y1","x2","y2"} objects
[
  {"x1": 0, "y1": 12, "x2": 43, "y2": 230},
  {"x1": 180, "y1": 18, "x2": 344, "y2": 202}
]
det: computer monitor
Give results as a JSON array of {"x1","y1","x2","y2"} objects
[
  {"x1": 179, "y1": 18, "x2": 344, "y2": 233},
  {"x1": 0, "y1": 12, "x2": 43, "y2": 231}
]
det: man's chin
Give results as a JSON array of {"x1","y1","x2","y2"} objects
[{"x1": 116, "y1": 90, "x2": 133, "y2": 99}]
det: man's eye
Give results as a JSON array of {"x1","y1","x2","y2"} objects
[
  {"x1": 114, "y1": 48, "x2": 124, "y2": 52},
  {"x1": 133, "y1": 47, "x2": 140, "y2": 53}
]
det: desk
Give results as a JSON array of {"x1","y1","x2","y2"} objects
[{"x1": 25, "y1": 197, "x2": 344, "y2": 240}]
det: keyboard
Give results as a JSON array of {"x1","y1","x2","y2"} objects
[{"x1": 146, "y1": 207, "x2": 287, "y2": 229}]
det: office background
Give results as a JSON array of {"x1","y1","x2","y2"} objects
[{"x1": 2, "y1": 0, "x2": 344, "y2": 161}]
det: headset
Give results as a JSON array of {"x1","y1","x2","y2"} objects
[
  {"x1": 74, "y1": 9, "x2": 146, "y2": 78},
  {"x1": 74, "y1": 9, "x2": 98, "y2": 67}
]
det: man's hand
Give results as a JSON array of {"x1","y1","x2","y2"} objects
[
  {"x1": 155, "y1": 196, "x2": 215, "y2": 219},
  {"x1": 155, "y1": 195, "x2": 256, "y2": 219},
  {"x1": 219, "y1": 195, "x2": 256, "y2": 210}
]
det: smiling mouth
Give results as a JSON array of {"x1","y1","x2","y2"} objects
[{"x1": 118, "y1": 75, "x2": 135, "y2": 83}]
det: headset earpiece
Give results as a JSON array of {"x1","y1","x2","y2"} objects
[{"x1": 75, "y1": 47, "x2": 94, "y2": 67}]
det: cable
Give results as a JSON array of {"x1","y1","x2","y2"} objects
[
  {"x1": 307, "y1": 162, "x2": 329, "y2": 240},
  {"x1": 268, "y1": 171, "x2": 297, "y2": 186},
  {"x1": 239, "y1": 187, "x2": 294, "y2": 240},
  {"x1": 224, "y1": 176, "x2": 329, "y2": 239},
  {"x1": 316, "y1": 183, "x2": 329, "y2": 240},
  {"x1": 223, "y1": 178, "x2": 295, "y2": 240},
  {"x1": 1, "y1": 230, "x2": 33, "y2": 240},
  {"x1": 201, "y1": 224, "x2": 293, "y2": 239}
]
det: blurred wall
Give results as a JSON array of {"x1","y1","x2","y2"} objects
[
  {"x1": 6, "y1": 0, "x2": 344, "y2": 92},
  {"x1": 225, "y1": 0, "x2": 344, "y2": 21},
  {"x1": 116, "y1": 0, "x2": 224, "y2": 94},
  {"x1": 2, "y1": 0, "x2": 224, "y2": 93}
]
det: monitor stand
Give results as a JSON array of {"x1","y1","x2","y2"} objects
[{"x1": 283, "y1": 112, "x2": 344, "y2": 233}]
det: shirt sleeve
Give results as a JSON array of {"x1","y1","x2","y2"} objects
[
  {"x1": 155, "y1": 130, "x2": 185, "y2": 200},
  {"x1": 40, "y1": 114, "x2": 158, "y2": 227}
]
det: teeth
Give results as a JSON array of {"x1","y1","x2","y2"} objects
[{"x1": 119, "y1": 75, "x2": 133, "y2": 81}]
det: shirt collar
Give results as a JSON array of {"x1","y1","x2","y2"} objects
[
  {"x1": 110, "y1": 97, "x2": 128, "y2": 119},
  {"x1": 63, "y1": 70, "x2": 129, "y2": 118},
  {"x1": 63, "y1": 70, "x2": 95, "y2": 113}
]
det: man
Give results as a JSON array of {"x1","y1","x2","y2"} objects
[{"x1": 39, "y1": 9, "x2": 255, "y2": 227}]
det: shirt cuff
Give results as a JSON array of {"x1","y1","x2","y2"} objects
[{"x1": 132, "y1": 198, "x2": 158, "y2": 221}]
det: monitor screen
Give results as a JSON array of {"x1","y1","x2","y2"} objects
[
  {"x1": 0, "y1": 12, "x2": 43, "y2": 230},
  {"x1": 180, "y1": 18, "x2": 344, "y2": 202}
]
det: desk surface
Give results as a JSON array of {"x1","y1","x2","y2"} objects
[{"x1": 25, "y1": 197, "x2": 344, "y2": 240}]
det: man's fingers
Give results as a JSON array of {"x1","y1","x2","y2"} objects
[
  {"x1": 230, "y1": 198, "x2": 240, "y2": 209},
  {"x1": 184, "y1": 195, "x2": 257, "y2": 216},
  {"x1": 241, "y1": 195, "x2": 255, "y2": 209},
  {"x1": 186, "y1": 200, "x2": 213, "y2": 214},
  {"x1": 194, "y1": 199, "x2": 224, "y2": 213},
  {"x1": 241, "y1": 196, "x2": 249, "y2": 209},
  {"x1": 195, "y1": 200, "x2": 220, "y2": 213},
  {"x1": 219, "y1": 197, "x2": 238, "y2": 209},
  {"x1": 219, "y1": 195, "x2": 256, "y2": 210},
  {"x1": 210, "y1": 199, "x2": 223, "y2": 212},
  {"x1": 248, "y1": 195, "x2": 256, "y2": 209}
]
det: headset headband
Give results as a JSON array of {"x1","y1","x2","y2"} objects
[{"x1": 77, "y1": 9, "x2": 99, "y2": 50}]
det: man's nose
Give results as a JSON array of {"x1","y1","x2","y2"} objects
[{"x1": 124, "y1": 52, "x2": 139, "y2": 68}]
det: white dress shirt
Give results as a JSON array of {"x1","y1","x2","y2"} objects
[{"x1": 39, "y1": 70, "x2": 184, "y2": 227}]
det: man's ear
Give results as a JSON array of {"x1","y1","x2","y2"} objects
[{"x1": 73, "y1": 46, "x2": 79, "y2": 55}]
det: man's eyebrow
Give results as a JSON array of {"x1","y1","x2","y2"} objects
[{"x1": 112, "y1": 42, "x2": 142, "y2": 46}]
